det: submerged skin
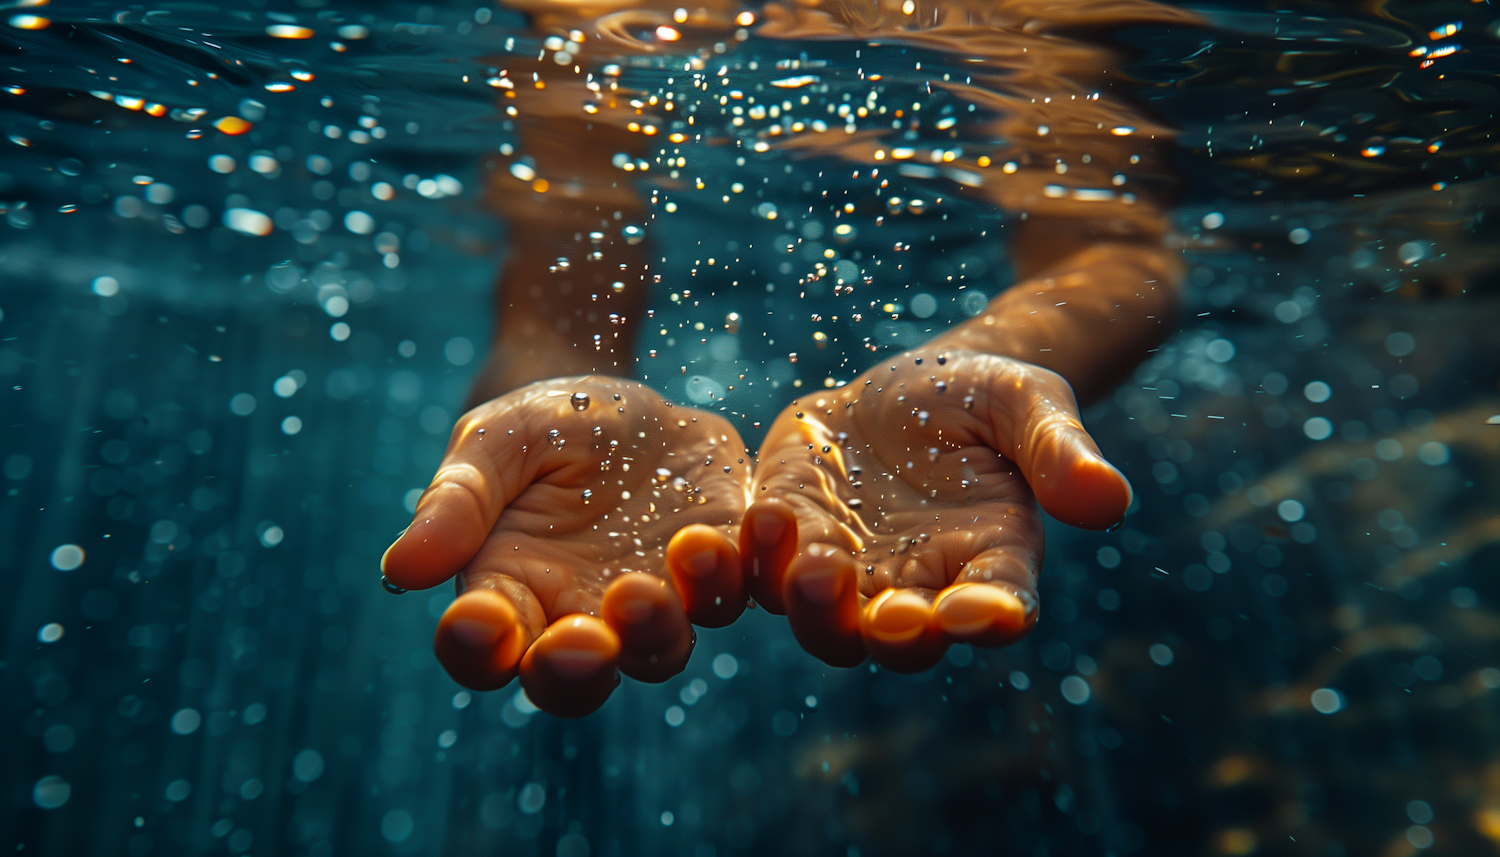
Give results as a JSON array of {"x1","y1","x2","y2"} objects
[{"x1": 383, "y1": 0, "x2": 1188, "y2": 714}]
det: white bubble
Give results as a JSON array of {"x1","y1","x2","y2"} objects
[
  {"x1": 171, "y1": 708, "x2": 201, "y2": 735},
  {"x1": 1417, "y1": 442, "x2": 1448, "y2": 466},
  {"x1": 230, "y1": 393, "x2": 257, "y2": 416},
  {"x1": 1310, "y1": 687, "x2": 1342, "y2": 714},
  {"x1": 344, "y1": 211, "x2": 375, "y2": 234},
  {"x1": 712, "y1": 653, "x2": 738, "y2": 679},
  {"x1": 259, "y1": 525, "x2": 284, "y2": 547},
  {"x1": 92, "y1": 276, "x2": 120, "y2": 297},
  {"x1": 1273, "y1": 300, "x2": 1302, "y2": 323},
  {"x1": 1288, "y1": 227, "x2": 1311, "y2": 245},
  {"x1": 1201, "y1": 211, "x2": 1224, "y2": 229},
  {"x1": 685, "y1": 374, "x2": 727, "y2": 405},
  {"x1": 1385, "y1": 331, "x2": 1416, "y2": 357},
  {"x1": 208, "y1": 154, "x2": 236, "y2": 174},
  {"x1": 1480, "y1": 668, "x2": 1500, "y2": 690},
  {"x1": 1205, "y1": 338, "x2": 1235, "y2": 363},
  {"x1": 910, "y1": 293, "x2": 937, "y2": 318},
  {"x1": 1406, "y1": 800, "x2": 1434, "y2": 825},
  {"x1": 1303, "y1": 417, "x2": 1333, "y2": 441},
  {"x1": 292, "y1": 749, "x2": 325, "y2": 782},
  {"x1": 444, "y1": 337, "x2": 474, "y2": 366},
  {"x1": 1277, "y1": 500, "x2": 1305, "y2": 522},
  {"x1": 330, "y1": 322, "x2": 351, "y2": 341},
  {"x1": 660, "y1": 811, "x2": 675, "y2": 827},
  {"x1": 1303, "y1": 381, "x2": 1331, "y2": 403},
  {"x1": 1398, "y1": 241, "x2": 1428, "y2": 265},
  {"x1": 37, "y1": 622, "x2": 63, "y2": 643},
  {"x1": 1406, "y1": 825, "x2": 1433, "y2": 849},
  {"x1": 50, "y1": 544, "x2": 84, "y2": 571},
  {"x1": 323, "y1": 295, "x2": 349, "y2": 317},
  {"x1": 1008, "y1": 670, "x2": 1030, "y2": 690},
  {"x1": 380, "y1": 809, "x2": 414, "y2": 843},
  {"x1": 664, "y1": 705, "x2": 685, "y2": 727},
  {"x1": 1060, "y1": 675, "x2": 1091, "y2": 704},
  {"x1": 165, "y1": 780, "x2": 191, "y2": 802},
  {"x1": 1149, "y1": 644, "x2": 1174, "y2": 666},
  {"x1": 517, "y1": 782, "x2": 546, "y2": 814},
  {"x1": 33, "y1": 776, "x2": 70, "y2": 809},
  {"x1": 243, "y1": 703, "x2": 267, "y2": 725},
  {"x1": 224, "y1": 208, "x2": 273, "y2": 236},
  {"x1": 281, "y1": 416, "x2": 302, "y2": 435},
  {"x1": 273, "y1": 376, "x2": 298, "y2": 397}
]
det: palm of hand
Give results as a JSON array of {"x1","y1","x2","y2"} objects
[
  {"x1": 383, "y1": 377, "x2": 751, "y2": 716},
  {"x1": 741, "y1": 348, "x2": 1131, "y2": 672}
]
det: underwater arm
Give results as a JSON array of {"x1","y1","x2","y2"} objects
[{"x1": 931, "y1": 217, "x2": 1182, "y2": 407}]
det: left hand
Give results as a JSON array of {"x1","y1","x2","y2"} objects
[{"x1": 740, "y1": 347, "x2": 1132, "y2": 672}]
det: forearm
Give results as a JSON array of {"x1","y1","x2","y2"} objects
[{"x1": 931, "y1": 225, "x2": 1182, "y2": 407}]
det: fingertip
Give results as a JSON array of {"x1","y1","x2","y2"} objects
[
  {"x1": 934, "y1": 582, "x2": 1037, "y2": 648},
  {"x1": 1037, "y1": 447, "x2": 1132, "y2": 531},
  {"x1": 783, "y1": 543, "x2": 866, "y2": 668},
  {"x1": 434, "y1": 590, "x2": 529, "y2": 691},
  {"x1": 860, "y1": 589, "x2": 947, "y2": 673},
  {"x1": 520, "y1": 615, "x2": 621, "y2": 718},
  {"x1": 740, "y1": 500, "x2": 797, "y2": 614},
  {"x1": 381, "y1": 484, "x2": 488, "y2": 589},
  {"x1": 602, "y1": 573, "x2": 694, "y2": 682},
  {"x1": 667, "y1": 524, "x2": 745, "y2": 628}
]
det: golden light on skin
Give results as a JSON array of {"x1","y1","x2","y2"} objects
[{"x1": 8, "y1": 14, "x2": 50, "y2": 29}]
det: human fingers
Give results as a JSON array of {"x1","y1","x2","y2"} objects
[
  {"x1": 519, "y1": 614, "x2": 622, "y2": 718},
  {"x1": 381, "y1": 392, "x2": 551, "y2": 591},
  {"x1": 739, "y1": 499, "x2": 798, "y2": 614},
  {"x1": 433, "y1": 577, "x2": 546, "y2": 691},
  {"x1": 782, "y1": 542, "x2": 867, "y2": 668},
  {"x1": 859, "y1": 587, "x2": 948, "y2": 673},
  {"x1": 666, "y1": 524, "x2": 746, "y2": 628},
  {"x1": 976, "y1": 358, "x2": 1132, "y2": 530},
  {"x1": 933, "y1": 546, "x2": 1041, "y2": 648},
  {"x1": 601, "y1": 572, "x2": 694, "y2": 682}
]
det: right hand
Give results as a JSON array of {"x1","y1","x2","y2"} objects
[{"x1": 381, "y1": 377, "x2": 752, "y2": 717}]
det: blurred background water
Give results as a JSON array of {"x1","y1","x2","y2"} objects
[{"x1": 2, "y1": 0, "x2": 1498, "y2": 855}]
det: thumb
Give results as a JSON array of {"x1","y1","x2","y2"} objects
[{"x1": 975, "y1": 356, "x2": 1132, "y2": 530}]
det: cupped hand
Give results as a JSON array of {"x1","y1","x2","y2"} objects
[
  {"x1": 740, "y1": 348, "x2": 1131, "y2": 672},
  {"x1": 381, "y1": 377, "x2": 752, "y2": 717}
]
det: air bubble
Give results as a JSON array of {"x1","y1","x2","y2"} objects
[{"x1": 571, "y1": 392, "x2": 590, "y2": 411}]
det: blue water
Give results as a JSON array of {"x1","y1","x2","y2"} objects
[{"x1": 3, "y1": 1, "x2": 1498, "y2": 855}]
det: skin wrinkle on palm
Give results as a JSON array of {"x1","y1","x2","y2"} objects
[{"x1": 383, "y1": 0, "x2": 1188, "y2": 715}]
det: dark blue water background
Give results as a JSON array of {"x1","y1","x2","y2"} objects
[{"x1": 2, "y1": 1, "x2": 1498, "y2": 855}]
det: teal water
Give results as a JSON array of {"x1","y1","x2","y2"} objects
[{"x1": 3, "y1": 1, "x2": 1499, "y2": 855}]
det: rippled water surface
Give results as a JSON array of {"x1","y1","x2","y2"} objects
[{"x1": 3, "y1": 1, "x2": 1499, "y2": 855}]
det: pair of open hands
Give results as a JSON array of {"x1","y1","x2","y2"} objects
[{"x1": 380, "y1": 348, "x2": 1132, "y2": 717}]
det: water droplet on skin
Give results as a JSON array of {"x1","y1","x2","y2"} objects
[
  {"x1": 381, "y1": 575, "x2": 407, "y2": 595},
  {"x1": 592, "y1": 426, "x2": 603, "y2": 437},
  {"x1": 936, "y1": 355, "x2": 947, "y2": 365},
  {"x1": 476, "y1": 428, "x2": 485, "y2": 436},
  {"x1": 655, "y1": 468, "x2": 672, "y2": 483},
  {"x1": 917, "y1": 411, "x2": 931, "y2": 426},
  {"x1": 934, "y1": 380, "x2": 947, "y2": 394},
  {"x1": 963, "y1": 395, "x2": 975, "y2": 411},
  {"x1": 928, "y1": 447, "x2": 940, "y2": 462},
  {"x1": 581, "y1": 489, "x2": 593, "y2": 503},
  {"x1": 571, "y1": 392, "x2": 590, "y2": 411}
]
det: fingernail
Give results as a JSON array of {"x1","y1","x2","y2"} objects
[
  {"x1": 751, "y1": 511, "x2": 787, "y2": 547},
  {"x1": 795, "y1": 564, "x2": 844, "y2": 605},
  {"x1": 615, "y1": 596, "x2": 655, "y2": 625},
  {"x1": 449, "y1": 617, "x2": 502, "y2": 649},
  {"x1": 686, "y1": 548, "x2": 718, "y2": 577}
]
